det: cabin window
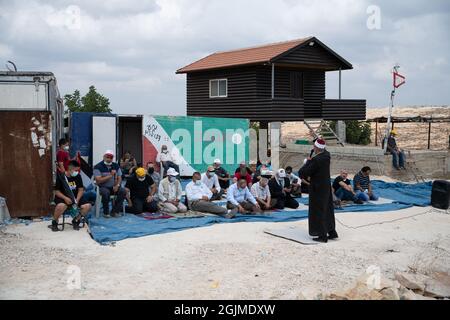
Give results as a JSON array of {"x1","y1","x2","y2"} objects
[
  {"x1": 290, "y1": 72, "x2": 304, "y2": 99},
  {"x1": 209, "y1": 79, "x2": 227, "y2": 98}
]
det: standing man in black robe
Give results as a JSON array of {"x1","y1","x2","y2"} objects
[{"x1": 298, "y1": 139, "x2": 337, "y2": 243}]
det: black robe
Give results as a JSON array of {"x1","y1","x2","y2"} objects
[{"x1": 298, "y1": 150, "x2": 336, "y2": 237}]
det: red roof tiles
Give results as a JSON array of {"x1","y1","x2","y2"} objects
[{"x1": 177, "y1": 37, "x2": 313, "y2": 73}]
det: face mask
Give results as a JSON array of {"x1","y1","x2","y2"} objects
[
  {"x1": 162, "y1": 149, "x2": 168, "y2": 153},
  {"x1": 138, "y1": 177, "x2": 146, "y2": 182},
  {"x1": 195, "y1": 180, "x2": 202, "y2": 186},
  {"x1": 104, "y1": 161, "x2": 112, "y2": 166},
  {"x1": 168, "y1": 176, "x2": 176, "y2": 183},
  {"x1": 207, "y1": 171, "x2": 215, "y2": 178},
  {"x1": 71, "y1": 171, "x2": 79, "y2": 177},
  {"x1": 64, "y1": 146, "x2": 69, "y2": 151},
  {"x1": 147, "y1": 168, "x2": 155, "y2": 174}
]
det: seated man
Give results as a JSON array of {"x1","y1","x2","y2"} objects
[
  {"x1": 125, "y1": 167, "x2": 158, "y2": 214},
  {"x1": 156, "y1": 144, "x2": 180, "y2": 176},
  {"x1": 186, "y1": 172, "x2": 236, "y2": 219},
  {"x1": 285, "y1": 166, "x2": 301, "y2": 197},
  {"x1": 94, "y1": 150, "x2": 127, "y2": 218},
  {"x1": 234, "y1": 161, "x2": 253, "y2": 187},
  {"x1": 226, "y1": 178, "x2": 262, "y2": 214},
  {"x1": 52, "y1": 160, "x2": 92, "y2": 231},
  {"x1": 333, "y1": 170, "x2": 363, "y2": 204},
  {"x1": 353, "y1": 166, "x2": 379, "y2": 202},
  {"x1": 387, "y1": 129, "x2": 406, "y2": 170},
  {"x1": 201, "y1": 166, "x2": 224, "y2": 201},
  {"x1": 213, "y1": 159, "x2": 230, "y2": 191},
  {"x1": 146, "y1": 161, "x2": 161, "y2": 188},
  {"x1": 250, "y1": 177, "x2": 272, "y2": 211},
  {"x1": 268, "y1": 169, "x2": 300, "y2": 210},
  {"x1": 158, "y1": 168, "x2": 187, "y2": 214}
]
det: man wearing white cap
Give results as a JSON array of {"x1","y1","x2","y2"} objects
[
  {"x1": 201, "y1": 166, "x2": 224, "y2": 201},
  {"x1": 93, "y1": 150, "x2": 127, "y2": 218},
  {"x1": 213, "y1": 159, "x2": 230, "y2": 191},
  {"x1": 158, "y1": 168, "x2": 187, "y2": 214},
  {"x1": 268, "y1": 168, "x2": 300, "y2": 210},
  {"x1": 298, "y1": 138, "x2": 337, "y2": 243}
]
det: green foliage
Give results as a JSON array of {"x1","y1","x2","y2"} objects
[
  {"x1": 329, "y1": 120, "x2": 372, "y2": 145},
  {"x1": 64, "y1": 86, "x2": 112, "y2": 113}
]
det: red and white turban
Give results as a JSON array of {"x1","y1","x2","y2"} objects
[{"x1": 314, "y1": 139, "x2": 326, "y2": 149}]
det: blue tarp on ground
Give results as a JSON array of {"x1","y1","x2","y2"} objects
[
  {"x1": 370, "y1": 181, "x2": 432, "y2": 207},
  {"x1": 87, "y1": 180, "x2": 432, "y2": 244}
]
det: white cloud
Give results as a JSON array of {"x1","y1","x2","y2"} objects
[{"x1": 0, "y1": 0, "x2": 449, "y2": 113}]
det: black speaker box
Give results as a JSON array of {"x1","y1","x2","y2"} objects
[{"x1": 431, "y1": 180, "x2": 450, "y2": 210}]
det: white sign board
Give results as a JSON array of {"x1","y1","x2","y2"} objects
[
  {"x1": 0, "y1": 82, "x2": 48, "y2": 110},
  {"x1": 92, "y1": 116, "x2": 117, "y2": 166}
]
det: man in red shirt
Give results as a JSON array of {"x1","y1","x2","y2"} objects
[{"x1": 56, "y1": 138, "x2": 71, "y2": 173}]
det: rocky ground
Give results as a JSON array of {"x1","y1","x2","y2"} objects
[{"x1": 1, "y1": 206, "x2": 450, "y2": 300}]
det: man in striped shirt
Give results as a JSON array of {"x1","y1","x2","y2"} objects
[{"x1": 353, "y1": 166, "x2": 379, "y2": 202}]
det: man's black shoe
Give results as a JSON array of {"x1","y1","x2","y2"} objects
[
  {"x1": 354, "y1": 199, "x2": 364, "y2": 204},
  {"x1": 328, "y1": 230, "x2": 339, "y2": 240},
  {"x1": 72, "y1": 219, "x2": 80, "y2": 230},
  {"x1": 313, "y1": 236, "x2": 328, "y2": 243},
  {"x1": 51, "y1": 220, "x2": 59, "y2": 232}
]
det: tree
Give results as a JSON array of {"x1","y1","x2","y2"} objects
[
  {"x1": 329, "y1": 120, "x2": 372, "y2": 145},
  {"x1": 64, "y1": 86, "x2": 112, "y2": 113}
]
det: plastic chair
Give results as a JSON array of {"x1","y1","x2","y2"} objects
[{"x1": 94, "y1": 183, "x2": 126, "y2": 218}]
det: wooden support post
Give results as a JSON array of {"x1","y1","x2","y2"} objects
[
  {"x1": 338, "y1": 68, "x2": 342, "y2": 99},
  {"x1": 271, "y1": 63, "x2": 275, "y2": 100}
]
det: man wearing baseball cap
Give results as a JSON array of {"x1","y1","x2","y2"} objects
[
  {"x1": 157, "y1": 168, "x2": 187, "y2": 214},
  {"x1": 298, "y1": 139, "x2": 337, "y2": 243},
  {"x1": 125, "y1": 167, "x2": 158, "y2": 214},
  {"x1": 93, "y1": 150, "x2": 127, "y2": 218},
  {"x1": 387, "y1": 129, "x2": 406, "y2": 170},
  {"x1": 213, "y1": 159, "x2": 231, "y2": 191}
]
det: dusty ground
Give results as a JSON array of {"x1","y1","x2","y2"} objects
[
  {"x1": 1, "y1": 206, "x2": 450, "y2": 300},
  {"x1": 282, "y1": 106, "x2": 450, "y2": 150}
]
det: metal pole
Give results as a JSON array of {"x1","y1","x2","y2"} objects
[
  {"x1": 338, "y1": 68, "x2": 342, "y2": 99},
  {"x1": 384, "y1": 65, "x2": 400, "y2": 153},
  {"x1": 271, "y1": 63, "x2": 275, "y2": 100},
  {"x1": 428, "y1": 122, "x2": 431, "y2": 150},
  {"x1": 375, "y1": 121, "x2": 378, "y2": 146},
  {"x1": 383, "y1": 89, "x2": 395, "y2": 153}
]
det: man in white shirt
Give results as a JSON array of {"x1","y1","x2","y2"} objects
[
  {"x1": 201, "y1": 166, "x2": 224, "y2": 201},
  {"x1": 186, "y1": 172, "x2": 236, "y2": 219},
  {"x1": 156, "y1": 145, "x2": 179, "y2": 177},
  {"x1": 250, "y1": 177, "x2": 272, "y2": 210},
  {"x1": 227, "y1": 178, "x2": 262, "y2": 214},
  {"x1": 158, "y1": 168, "x2": 187, "y2": 214}
]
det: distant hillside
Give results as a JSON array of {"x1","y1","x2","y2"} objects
[{"x1": 282, "y1": 106, "x2": 450, "y2": 150}]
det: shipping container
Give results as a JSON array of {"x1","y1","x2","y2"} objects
[
  {"x1": 69, "y1": 112, "x2": 249, "y2": 175},
  {"x1": 0, "y1": 72, "x2": 64, "y2": 218}
]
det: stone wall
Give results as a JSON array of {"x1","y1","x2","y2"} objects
[{"x1": 280, "y1": 144, "x2": 450, "y2": 181}]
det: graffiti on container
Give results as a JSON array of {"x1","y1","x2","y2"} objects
[
  {"x1": 30, "y1": 115, "x2": 52, "y2": 158},
  {"x1": 144, "y1": 124, "x2": 161, "y2": 143}
]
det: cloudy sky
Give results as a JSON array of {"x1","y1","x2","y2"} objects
[{"x1": 0, "y1": 0, "x2": 449, "y2": 115}]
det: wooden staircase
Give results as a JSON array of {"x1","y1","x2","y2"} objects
[{"x1": 303, "y1": 119, "x2": 345, "y2": 147}]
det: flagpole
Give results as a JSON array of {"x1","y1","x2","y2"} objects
[{"x1": 383, "y1": 65, "x2": 400, "y2": 153}]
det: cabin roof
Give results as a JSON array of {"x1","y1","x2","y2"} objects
[{"x1": 176, "y1": 37, "x2": 352, "y2": 73}]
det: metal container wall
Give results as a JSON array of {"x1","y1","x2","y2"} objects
[{"x1": 0, "y1": 111, "x2": 53, "y2": 217}]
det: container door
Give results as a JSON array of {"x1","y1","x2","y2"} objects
[
  {"x1": 92, "y1": 116, "x2": 117, "y2": 165},
  {"x1": 0, "y1": 111, "x2": 53, "y2": 217}
]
